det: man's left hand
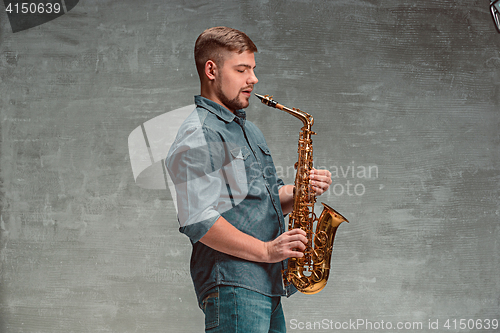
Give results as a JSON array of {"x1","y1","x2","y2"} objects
[{"x1": 310, "y1": 168, "x2": 332, "y2": 196}]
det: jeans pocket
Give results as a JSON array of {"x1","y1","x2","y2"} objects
[{"x1": 202, "y1": 291, "x2": 219, "y2": 330}]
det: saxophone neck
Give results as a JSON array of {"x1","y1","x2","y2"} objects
[{"x1": 255, "y1": 93, "x2": 314, "y2": 128}]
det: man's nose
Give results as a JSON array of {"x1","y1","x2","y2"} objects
[{"x1": 249, "y1": 70, "x2": 258, "y2": 85}]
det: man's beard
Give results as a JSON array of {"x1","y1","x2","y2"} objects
[{"x1": 216, "y1": 80, "x2": 250, "y2": 112}]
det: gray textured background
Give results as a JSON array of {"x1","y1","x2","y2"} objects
[{"x1": 1, "y1": 1, "x2": 499, "y2": 332}]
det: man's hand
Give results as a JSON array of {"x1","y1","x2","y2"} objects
[
  {"x1": 200, "y1": 217, "x2": 307, "y2": 264},
  {"x1": 263, "y1": 228, "x2": 308, "y2": 263},
  {"x1": 310, "y1": 168, "x2": 332, "y2": 196},
  {"x1": 278, "y1": 168, "x2": 332, "y2": 215}
]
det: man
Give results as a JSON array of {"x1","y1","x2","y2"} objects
[{"x1": 166, "y1": 27, "x2": 332, "y2": 332}]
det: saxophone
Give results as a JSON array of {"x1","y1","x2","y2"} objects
[{"x1": 255, "y1": 94, "x2": 349, "y2": 294}]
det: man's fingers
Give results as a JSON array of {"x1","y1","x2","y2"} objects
[
  {"x1": 311, "y1": 168, "x2": 332, "y2": 181},
  {"x1": 285, "y1": 230, "x2": 308, "y2": 245},
  {"x1": 310, "y1": 168, "x2": 332, "y2": 194},
  {"x1": 291, "y1": 240, "x2": 307, "y2": 251},
  {"x1": 289, "y1": 250, "x2": 304, "y2": 258},
  {"x1": 286, "y1": 228, "x2": 307, "y2": 237},
  {"x1": 265, "y1": 228, "x2": 312, "y2": 263}
]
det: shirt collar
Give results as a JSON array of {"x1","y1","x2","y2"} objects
[
  {"x1": 194, "y1": 95, "x2": 246, "y2": 124},
  {"x1": 234, "y1": 109, "x2": 246, "y2": 121}
]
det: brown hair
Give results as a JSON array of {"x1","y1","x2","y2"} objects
[{"x1": 194, "y1": 26, "x2": 258, "y2": 78}]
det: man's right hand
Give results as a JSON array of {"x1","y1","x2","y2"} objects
[
  {"x1": 263, "y1": 228, "x2": 308, "y2": 263},
  {"x1": 199, "y1": 216, "x2": 308, "y2": 264}
]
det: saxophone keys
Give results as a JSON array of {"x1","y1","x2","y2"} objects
[
  {"x1": 310, "y1": 269, "x2": 324, "y2": 283},
  {"x1": 314, "y1": 230, "x2": 328, "y2": 247}
]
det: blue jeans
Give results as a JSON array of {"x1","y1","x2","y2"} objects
[{"x1": 201, "y1": 286, "x2": 286, "y2": 332}]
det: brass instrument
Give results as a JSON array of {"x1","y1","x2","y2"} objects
[{"x1": 255, "y1": 94, "x2": 349, "y2": 295}]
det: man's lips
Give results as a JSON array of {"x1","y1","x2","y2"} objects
[{"x1": 241, "y1": 87, "x2": 253, "y2": 97}]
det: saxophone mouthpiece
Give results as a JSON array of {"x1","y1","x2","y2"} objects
[
  {"x1": 254, "y1": 93, "x2": 278, "y2": 108},
  {"x1": 254, "y1": 93, "x2": 265, "y2": 101}
]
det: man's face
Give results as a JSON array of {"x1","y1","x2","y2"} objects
[{"x1": 214, "y1": 50, "x2": 258, "y2": 113}]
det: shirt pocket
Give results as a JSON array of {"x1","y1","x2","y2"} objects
[
  {"x1": 229, "y1": 146, "x2": 250, "y2": 184},
  {"x1": 257, "y1": 143, "x2": 277, "y2": 179}
]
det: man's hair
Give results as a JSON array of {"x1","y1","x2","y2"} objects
[{"x1": 194, "y1": 26, "x2": 258, "y2": 79}]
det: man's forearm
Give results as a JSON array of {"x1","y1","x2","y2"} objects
[
  {"x1": 199, "y1": 216, "x2": 268, "y2": 262},
  {"x1": 198, "y1": 215, "x2": 307, "y2": 263},
  {"x1": 279, "y1": 185, "x2": 294, "y2": 215}
]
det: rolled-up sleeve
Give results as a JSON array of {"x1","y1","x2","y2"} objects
[{"x1": 165, "y1": 122, "x2": 227, "y2": 243}]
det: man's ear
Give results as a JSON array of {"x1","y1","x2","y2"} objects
[{"x1": 204, "y1": 60, "x2": 217, "y2": 81}]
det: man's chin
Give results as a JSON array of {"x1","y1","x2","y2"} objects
[
  {"x1": 240, "y1": 102, "x2": 249, "y2": 110},
  {"x1": 240, "y1": 95, "x2": 251, "y2": 108},
  {"x1": 219, "y1": 94, "x2": 250, "y2": 111},
  {"x1": 231, "y1": 97, "x2": 249, "y2": 111}
]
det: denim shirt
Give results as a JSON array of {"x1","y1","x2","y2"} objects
[{"x1": 166, "y1": 96, "x2": 294, "y2": 307}]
